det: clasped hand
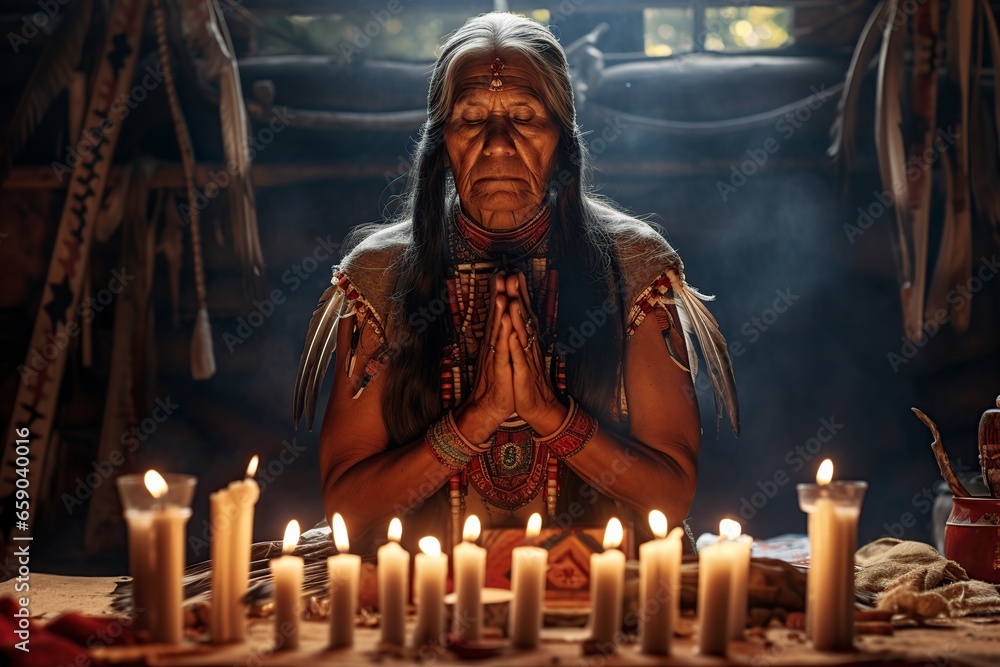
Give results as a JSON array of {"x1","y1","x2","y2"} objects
[{"x1": 456, "y1": 271, "x2": 567, "y2": 445}]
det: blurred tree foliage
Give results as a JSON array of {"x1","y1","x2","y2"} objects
[{"x1": 256, "y1": 6, "x2": 791, "y2": 61}]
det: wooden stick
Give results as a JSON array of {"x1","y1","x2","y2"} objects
[{"x1": 912, "y1": 408, "x2": 971, "y2": 497}]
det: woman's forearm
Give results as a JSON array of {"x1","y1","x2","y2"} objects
[
  {"x1": 563, "y1": 425, "x2": 697, "y2": 529},
  {"x1": 322, "y1": 436, "x2": 453, "y2": 534}
]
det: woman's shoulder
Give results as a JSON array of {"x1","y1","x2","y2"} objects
[
  {"x1": 339, "y1": 219, "x2": 412, "y2": 279},
  {"x1": 590, "y1": 203, "x2": 683, "y2": 301}
]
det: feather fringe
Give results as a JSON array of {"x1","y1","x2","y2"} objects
[
  {"x1": 293, "y1": 285, "x2": 350, "y2": 430},
  {"x1": 666, "y1": 269, "x2": 740, "y2": 438}
]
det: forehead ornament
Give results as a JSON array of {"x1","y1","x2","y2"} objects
[{"x1": 489, "y1": 57, "x2": 505, "y2": 92}]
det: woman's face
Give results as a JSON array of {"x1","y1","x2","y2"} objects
[{"x1": 444, "y1": 54, "x2": 560, "y2": 221}]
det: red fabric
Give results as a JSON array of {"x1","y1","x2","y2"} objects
[{"x1": 0, "y1": 596, "x2": 135, "y2": 667}]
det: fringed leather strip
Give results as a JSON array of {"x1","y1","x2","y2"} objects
[
  {"x1": 293, "y1": 270, "x2": 390, "y2": 430},
  {"x1": 623, "y1": 270, "x2": 740, "y2": 437}
]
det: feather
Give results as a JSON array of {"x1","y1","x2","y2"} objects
[
  {"x1": 0, "y1": 0, "x2": 95, "y2": 186},
  {"x1": 293, "y1": 285, "x2": 351, "y2": 430},
  {"x1": 208, "y1": 0, "x2": 266, "y2": 295},
  {"x1": 907, "y1": 0, "x2": 939, "y2": 331},
  {"x1": 975, "y1": 0, "x2": 1000, "y2": 247},
  {"x1": 829, "y1": 0, "x2": 891, "y2": 173},
  {"x1": 928, "y1": 0, "x2": 975, "y2": 332},
  {"x1": 666, "y1": 269, "x2": 739, "y2": 438},
  {"x1": 875, "y1": 0, "x2": 922, "y2": 341}
]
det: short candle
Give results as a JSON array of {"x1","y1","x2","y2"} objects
[{"x1": 327, "y1": 513, "x2": 361, "y2": 649}]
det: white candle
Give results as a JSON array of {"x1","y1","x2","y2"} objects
[
  {"x1": 798, "y1": 459, "x2": 866, "y2": 652},
  {"x1": 639, "y1": 510, "x2": 682, "y2": 655},
  {"x1": 414, "y1": 536, "x2": 448, "y2": 647},
  {"x1": 210, "y1": 456, "x2": 259, "y2": 643},
  {"x1": 589, "y1": 518, "x2": 626, "y2": 647},
  {"x1": 377, "y1": 518, "x2": 409, "y2": 646},
  {"x1": 327, "y1": 513, "x2": 361, "y2": 648},
  {"x1": 724, "y1": 519, "x2": 753, "y2": 640},
  {"x1": 270, "y1": 520, "x2": 303, "y2": 649},
  {"x1": 697, "y1": 520, "x2": 734, "y2": 656},
  {"x1": 452, "y1": 515, "x2": 486, "y2": 642},
  {"x1": 123, "y1": 508, "x2": 156, "y2": 635},
  {"x1": 228, "y1": 458, "x2": 260, "y2": 641},
  {"x1": 509, "y1": 513, "x2": 547, "y2": 648},
  {"x1": 146, "y1": 471, "x2": 191, "y2": 645}
]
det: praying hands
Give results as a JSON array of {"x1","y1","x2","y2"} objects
[{"x1": 454, "y1": 271, "x2": 568, "y2": 446}]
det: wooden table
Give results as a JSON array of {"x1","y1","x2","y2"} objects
[{"x1": 5, "y1": 575, "x2": 1000, "y2": 667}]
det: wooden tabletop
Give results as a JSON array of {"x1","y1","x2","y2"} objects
[{"x1": 5, "y1": 575, "x2": 1000, "y2": 667}]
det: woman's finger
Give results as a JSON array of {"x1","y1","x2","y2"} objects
[{"x1": 508, "y1": 299, "x2": 530, "y2": 349}]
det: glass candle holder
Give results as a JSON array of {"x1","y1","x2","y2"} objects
[
  {"x1": 796, "y1": 480, "x2": 866, "y2": 652},
  {"x1": 117, "y1": 473, "x2": 197, "y2": 643}
]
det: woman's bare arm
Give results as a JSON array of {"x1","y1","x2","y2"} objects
[
  {"x1": 317, "y1": 321, "x2": 453, "y2": 536},
  {"x1": 560, "y1": 304, "x2": 701, "y2": 528}
]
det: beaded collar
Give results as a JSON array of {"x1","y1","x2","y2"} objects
[{"x1": 452, "y1": 201, "x2": 551, "y2": 262}]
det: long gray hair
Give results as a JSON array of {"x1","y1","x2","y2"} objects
[{"x1": 381, "y1": 12, "x2": 626, "y2": 445}]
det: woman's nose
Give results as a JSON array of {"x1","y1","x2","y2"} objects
[{"x1": 482, "y1": 118, "x2": 516, "y2": 157}]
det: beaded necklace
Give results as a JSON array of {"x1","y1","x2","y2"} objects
[{"x1": 441, "y1": 199, "x2": 567, "y2": 526}]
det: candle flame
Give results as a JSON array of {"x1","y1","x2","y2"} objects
[
  {"x1": 144, "y1": 470, "x2": 167, "y2": 499},
  {"x1": 719, "y1": 518, "x2": 742, "y2": 540},
  {"x1": 526, "y1": 512, "x2": 542, "y2": 540},
  {"x1": 419, "y1": 536, "x2": 441, "y2": 558},
  {"x1": 603, "y1": 517, "x2": 623, "y2": 550},
  {"x1": 649, "y1": 510, "x2": 668, "y2": 539},
  {"x1": 388, "y1": 517, "x2": 402, "y2": 543},
  {"x1": 283, "y1": 520, "x2": 300, "y2": 555},
  {"x1": 817, "y1": 459, "x2": 834, "y2": 485},
  {"x1": 463, "y1": 514, "x2": 481, "y2": 542},
  {"x1": 332, "y1": 513, "x2": 350, "y2": 553},
  {"x1": 245, "y1": 455, "x2": 259, "y2": 479}
]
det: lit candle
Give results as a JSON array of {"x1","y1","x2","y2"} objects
[
  {"x1": 229, "y1": 457, "x2": 260, "y2": 641},
  {"x1": 797, "y1": 459, "x2": 867, "y2": 651},
  {"x1": 147, "y1": 470, "x2": 192, "y2": 645},
  {"x1": 270, "y1": 520, "x2": 303, "y2": 649},
  {"x1": 123, "y1": 505, "x2": 156, "y2": 635},
  {"x1": 697, "y1": 519, "x2": 734, "y2": 656},
  {"x1": 377, "y1": 518, "x2": 409, "y2": 646},
  {"x1": 211, "y1": 456, "x2": 260, "y2": 643},
  {"x1": 724, "y1": 519, "x2": 753, "y2": 640},
  {"x1": 452, "y1": 515, "x2": 486, "y2": 642},
  {"x1": 327, "y1": 513, "x2": 361, "y2": 648},
  {"x1": 589, "y1": 518, "x2": 626, "y2": 647},
  {"x1": 413, "y1": 536, "x2": 448, "y2": 647},
  {"x1": 639, "y1": 510, "x2": 683, "y2": 655},
  {"x1": 509, "y1": 513, "x2": 547, "y2": 648}
]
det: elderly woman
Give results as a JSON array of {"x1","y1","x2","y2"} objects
[{"x1": 294, "y1": 12, "x2": 738, "y2": 555}]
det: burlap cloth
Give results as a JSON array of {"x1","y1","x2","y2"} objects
[{"x1": 855, "y1": 538, "x2": 1000, "y2": 618}]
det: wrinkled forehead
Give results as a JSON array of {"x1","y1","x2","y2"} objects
[{"x1": 451, "y1": 53, "x2": 543, "y2": 101}]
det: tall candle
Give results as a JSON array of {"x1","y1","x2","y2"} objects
[
  {"x1": 639, "y1": 510, "x2": 682, "y2": 655},
  {"x1": 453, "y1": 515, "x2": 486, "y2": 641},
  {"x1": 589, "y1": 518, "x2": 626, "y2": 647},
  {"x1": 509, "y1": 513, "x2": 547, "y2": 648},
  {"x1": 227, "y1": 457, "x2": 260, "y2": 641},
  {"x1": 414, "y1": 536, "x2": 448, "y2": 647},
  {"x1": 697, "y1": 520, "x2": 734, "y2": 656},
  {"x1": 209, "y1": 486, "x2": 234, "y2": 642},
  {"x1": 270, "y1": 520, "x2": 303, "y2": 649},
  {"x1": 377, "y1": 518, "x2": 409, "y2": 646},
  {"x1": 797, "y1": 459, "x2": 867, "y2": 652},
  {"x1": 123, "y1": 508, "x2": 156, "y2": 635},
  {"x1": 146, "y1": 471, "x2": 192, "y2": 645},
  {"x1": 724, "y1": 519, "x2": 753, "y2": 640},
  {"x1": 327, "y1": 513, "x2": 361, "y2": 648}
]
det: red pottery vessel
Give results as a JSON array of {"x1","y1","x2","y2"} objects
[{"x1": 944, "y1": 496, "x2": 1000, "y2": 584}]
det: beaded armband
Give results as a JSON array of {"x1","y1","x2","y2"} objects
[
  {"x1": 536, "y1": 397, "x2": 598, "y2": 459},
  {"x1": 426, "y1": 410, "x2": 488, "y2": 470}
]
